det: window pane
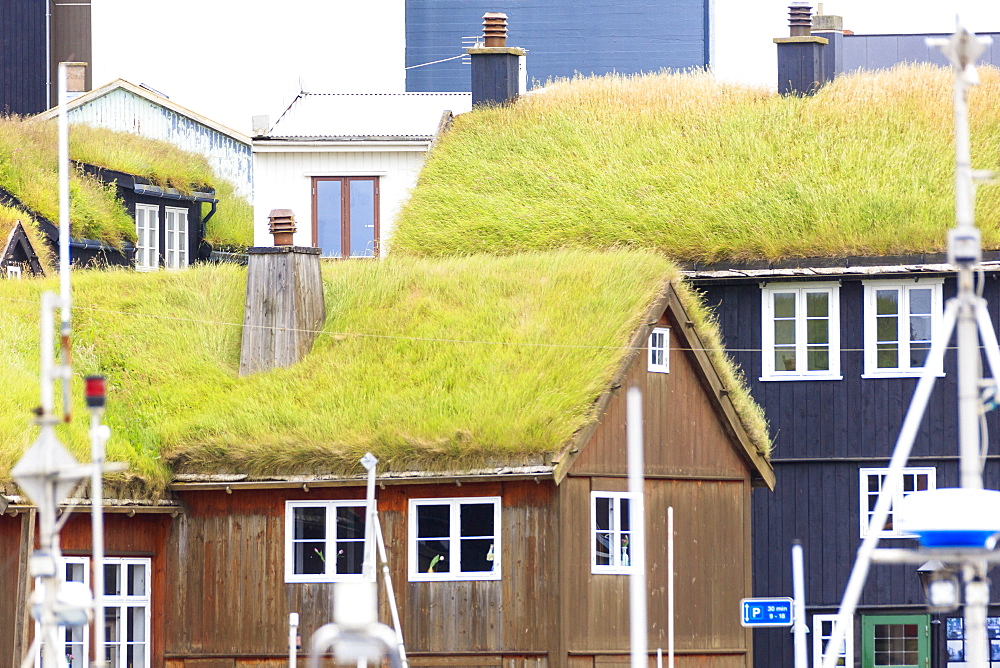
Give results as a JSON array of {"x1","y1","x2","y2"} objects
[
  {"x1": 105, "y1": 605, "x2": 121, "y2": 642},
  {"x1": 460, "y1": 503, "x2": 494, "y2": 537},
  {"x1": 349, "y1": 179, "x2": 376, "y2": 258},
  {"x1": 619, "y1": 532, "x2": 632, "y2": 566},
  {"x1": 336, "y1": 539, "x2": 365, "y2": 575},
  {"x1": 316, "y1": 179, "x2": 343, "y2": 258},
  {"x1": 336, "y1": 505, "x2": 366, "y2": 540},
  {"x1": 66, "y1": 561, "x2": 86, "y2": 583},
  {"x1": 876, "y1": 315, "x2": 898, "y2": 342},
  {"x1": 127, "y1": 563, "x2": 146, "y2": 597},
  {"x1": 877, "y1": 344, "x2": 899, "y2": 369},
  {"x1": 807, "y1": 347, "x2": 829, "y2": 371},
  {"x1": 806, "y1": 319, "x2": 828, "y2": 344},
  {"x1": 595, "y1": 532, "x2": 612, "y2": 565},
  {"x1": 459, "y1": 538, "x2": 495, "y2": 572},
  {"x1": 909, "y1": 288, "x2": 932, "y2": 314},
  {"x1": 909, "y1": 314, "x2": 931, "y2": 342},
  {"x1": 619, "y1": 498, "x2": 630, "y2": 531},
  {"x1": 876, "y1": 289, "x2": 899, "y2": 316},
  {"x1": 773, "y1": 292, "x2": 796, "y2": 318},
  {"x1": 417, "y1": 539, "x2": 449, "y2": 573},
  {"x1": 295, "y1": 541, "x2": 327, "y2": 574},
  {"x1": 774, "y1": 319, "x2": 795, "y2": 345},
  {"x1": 806, "y1": 291, "x2": 828, "y2": 317},
  {"x1": 775, "y1": 348, "x2": 796, "y2": 372},
  {"x1": 294, "y1": 507, "x2": 326, "y2": 540},
  {"x1": 105, "y1": 564, "x2": 121, "y2": 596},
  {"x1": 417, "y1": 504, "x2": 449, "y2": 538},
  {"x1": 595, "y1": 497, "x2": 611, "y2": 531}
]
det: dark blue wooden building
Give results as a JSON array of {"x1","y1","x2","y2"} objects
[
  {"x1": 691, "y1": 258, "x2": 1000, "y2": 668},
  {"x1": 404, "y1": 0, "x2": 710, "y2": 92}
]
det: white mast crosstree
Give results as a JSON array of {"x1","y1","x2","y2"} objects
[{"x1": 820, "y1": 25, "x2": 1000, "y2": 668}]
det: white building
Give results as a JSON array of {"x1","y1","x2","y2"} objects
[{"x1": 252, "y1": 92, "x2": 471, "y2": 257}]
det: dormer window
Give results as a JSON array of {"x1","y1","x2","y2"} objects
[{"x1": 648, "y1": 327, "x2": 669, "y2": 373}]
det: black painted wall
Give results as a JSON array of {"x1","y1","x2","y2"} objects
[
  {"x1": 698, "y1": 273, "x2": 1000, "y2": 667},
  {"x1": 0, "y1": 0, "x2": 47, "y2": 115}
]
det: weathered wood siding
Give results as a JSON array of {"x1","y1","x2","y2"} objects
[
  {"x1": 66, "y1": 87, "x2": 252, "y2": 199},
  {"x1": 164, "y1": 481, "x2": 558, "y2": 666},
  {"x1": 0, "y1": 1, "x2": 47, "y2": 115},
  {"x1": 0, "y1": 512, "x2": 34, "y2": 668},
  {"x1": 252, "y1": 147, "x2": 428, "y2": 255},
  {"x1": 565, "y1": 305, "x2": 756, "y2": 667}
]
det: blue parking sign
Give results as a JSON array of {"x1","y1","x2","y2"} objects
[{"x1": 741, "y1": 597, "x2": 794, "y2": 627}]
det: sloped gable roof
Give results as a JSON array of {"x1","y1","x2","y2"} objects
[{"x1": 264, "y1": 92, "x2": 473, "y2": 140}]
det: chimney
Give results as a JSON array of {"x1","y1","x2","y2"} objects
[
  {"x1": 63, "y1": 62, "x2": 88, "y2": 102},
  {"x1": 811, "y1": 10, "x2": 845, "y2": 82},
  {"x1": 467, "y1": 12, "x2": 527, "y2": 107},
  {"x1": 239, "y1": 209, "x2": 326, "y2": 376},
  {"x1": 773, "y1": 3, "x2": 830, "y2": 95}
]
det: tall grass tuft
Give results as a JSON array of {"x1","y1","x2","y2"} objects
[
  {"x1": 392, "y1": 64, "x2": 1000, "y2": 262},
  {"x1": 0, "y1": 250, "x2": 769, "y2": 497}
]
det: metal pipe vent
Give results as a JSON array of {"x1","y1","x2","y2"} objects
[{"x1": 482, "y1": 12, "x2": 508, "y2": 47}]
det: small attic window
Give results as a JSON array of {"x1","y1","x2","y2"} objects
[{"x1": 648, "y1": 327, "x2": 669, "y2": 373}]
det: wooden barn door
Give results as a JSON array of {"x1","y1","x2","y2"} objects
[{"x1": 861, "y1": 614, "x2": 930, "y2": 668}]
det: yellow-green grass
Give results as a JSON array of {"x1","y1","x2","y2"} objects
[
  {"x1": 0, "y1": 250, "x2": 770, "y2": 498},
  {"x1": 0, "y1": 117, "x2": 252, "y2": 249},
  {"x1": 392, "y1": 64, "x2": 1000, "y2": 262}
]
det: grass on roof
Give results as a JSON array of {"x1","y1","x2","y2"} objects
[
  {"x1": 0, "y1": 203, "x2": 54, "y2": 271},
  {"x1": 0, "y1": 117, "x2": 252, "y2": 249},
  {"x1": 0, "y1": 250, "x2": 768, "y2": 499},
  {"x1": 391, "y1": 64, "x2": 1000, "y2": 262}
]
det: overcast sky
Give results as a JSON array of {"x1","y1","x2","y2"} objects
[{"x1": 91, "y1": 0, "x2": 1000, "y2": 134}]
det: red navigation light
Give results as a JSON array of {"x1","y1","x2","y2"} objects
[{"x1": 84, "y1": 375, "x2": 106, "y2": 409}]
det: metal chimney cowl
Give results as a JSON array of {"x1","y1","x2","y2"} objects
[
  {"x1": 268, "y1": 208, "x2": 297, "y2": 246},
  {"x1": 467, "y1": 11, "x2": 526, "y2": 107}
]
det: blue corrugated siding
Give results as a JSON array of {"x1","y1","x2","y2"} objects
[
  {"x1": 0, "y1": 0, "x2": 47, "y2": 115},
  {"x1": 405, "y1": 0, "x2": 708, "y2": 92},
  {"x1": 843, "y1": 32, "x2": 1000, "y2": 72}
]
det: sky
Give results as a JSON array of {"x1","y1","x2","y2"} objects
[{"x1": 91, "y1": 0, "x2": 1000, "y2": 134}]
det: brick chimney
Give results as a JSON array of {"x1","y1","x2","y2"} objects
[
  {"x1": 467, "y1": 12, "x2": 526, "y2": 107},
  {"x1": 773, "y1": 3, "x2": 830, "y2": 95}
]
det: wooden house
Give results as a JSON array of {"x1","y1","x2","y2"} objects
[
  {"x1": 1, "y1": 220, "x2": 47, "y2": 278},
  {"x1": 385, "y1": 64, "x2": 1000, "y2": 668},
  {"x1": 0, "y1": 251, "x2": 772, "y2": 668}
]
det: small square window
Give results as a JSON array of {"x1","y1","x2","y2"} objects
[
  {"x1": 859, "y1": 467, "x2": 936, "y2": 538},
  {"x1": 285, "y1": 501, "x2": 369, "y2": 582},
  {"x1": 408, "y1": 497, "x2": 501, "y2": 581},
  {"x1": 862, "y1": 279, "x2": 943, "y2": 377},
  {"x1": 591, "y1": 491, "x2": 634, "y2": 574},
  {"x1": 648, "y1": 327, "x2": 669, "y2": 373}
]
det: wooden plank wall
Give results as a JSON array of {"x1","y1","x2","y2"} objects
[
  {"x1": 572, "y1": 309, "x2": 748, "y2": 480},
  {"x1": 164, "y1": 481, "x2": 558, "y2": 667},
  {"x1": 0, "y1": 512, "x2": 32, "y2": 668}
]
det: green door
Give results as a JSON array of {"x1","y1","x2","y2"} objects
[{"x1": 861, "y1": 614, "x2": 930, "y2": 668}]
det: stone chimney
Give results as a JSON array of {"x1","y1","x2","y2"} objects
[
  {"x1": 239, "y1": 209, "x2": 326, "y2": 376},
  {"x1": 812, "y1": 9, "x2": 845, "y2": 83},
  {"x1": 773, "y1": 3, "x2": 830, "y2": 95},
  {"x1": 467, "y1": 12, "x2": 527, "y2": 107}
]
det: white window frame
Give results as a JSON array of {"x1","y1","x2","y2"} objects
[
  {"x1": 36, "y1": 557, "x2": 150, "y2": 668},
  {"x1": 862, "y1": 278, "x2": 944, "y2": 378},
  {"x1": 591, "y1": 491, "x2": 635, "y2": 574},
  {"x1": 648, "y1": 327, "x2": 670, "y2": 373},
  {"x1": 35, "y1": 557, "x2": 90, "y2": 668},
  {"x1": 102, "y1": 557, "x2": 152, "y2": 668},
  {"x1": 285, "y1": 500, "x2": 370, "y2": 583},
  {"x1": 761, "y1": 282, "x2": 841, "y2": 381},
  {"x1": 7, "y1": 264, "x2": 22, "y2": 279},
  {"x1": 859, "y1": 467, "x2": 936, "y2": 538},
  {"x1": 164, "y1": 206, "x2": 189, "y2": 269},
  {"x1": 408, "y1": 497, "x2": 501, "y2": 582},
  {"x1": 812, "y1": 613, "x2": 853, "y2": 667},
  {"x1": 135, "y1": 203, "x2": 159, "y2": 271}
]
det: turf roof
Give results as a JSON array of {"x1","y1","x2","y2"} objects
[
  {"x1": 0, "y1": 251, "x2": 770, "y2": 498},
  {"x1": 0, "y1": 116, "x2": 252, "y2": 249},
  {"x1": 391, "y1": 64, "x2": 1000, "y2": 262}
]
